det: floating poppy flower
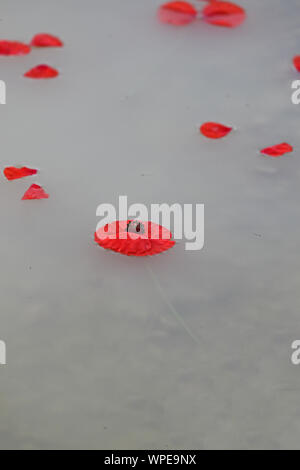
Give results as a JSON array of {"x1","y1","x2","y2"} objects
[
  {"x1": 260, "y1": 143, "x2": 293, "y2": 157},
  {"x1": 200, "y1": 122, "x2": 232, "y2": 139},
  {"x1": 202, "y1": 1, "x2": 246, "y2": 28},
  {"x1": 0, "y1": 40, "x2": 31, "y2": 56},
  {"x1": 95, "y1": 220, "x2": 175, "y2": 256},
  {"x1": 22, "y1": 184, "x2": 49, "y2": 200},
  {"x1": 24, "y1": 64, "x2": 59, "y2": 79},
  {"x1": 293, "y1": 56, "x2": 300, "y2": 72},
  {"x1": 4, "y1": 166, "x2": 38, "y2": 181},
  {"x1": 158, "y1": 1, "x2": 198, "y2": 26},
  {"x1": 30, "y1": 33, "x2": 63, "y2": 48}
]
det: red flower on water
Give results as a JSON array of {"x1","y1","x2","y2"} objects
[
  {"x1": 202, "y1": 1, "x2": 246, "y2": 28},
  {"x1": 260, "y1": 143, "x2": 293, "y2": 157},
  {"x1": 95, "y1": 220, "x2": 175, "y2": 256},
  {"x1": 158, "y1": 1, "x2": 198, "y2": 26},
  {"x1": 293, "y1": 56, "x2": 300, "y2": 72},
  {"x1": 4, "y1": 166, "x2": 38, "y2": 181},
  {"x1": 22, "y1": 184, "x2": 49, "y2": 200},
  {"x1": 31, "y1": 33, "x2": 63, "y2": 48},
  {"x1": 24, "y1": 65, "x2": 59, "y2": 79},
  {"x1": 0, "y1": 40, "x2": 31, "y2": 56},
  {"x1": 200, "y1": 122, "x2": 232, "y2": 139}
]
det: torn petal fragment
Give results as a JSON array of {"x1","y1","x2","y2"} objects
[
  {"x1": 4, "y1": 166, "x2": 38, "y2": 181},
  {"x1": 158, "y1": 1, "x2": 198, "y2": 26},
  {"x1": 260, "y1": 143, "x2": 293, "y2": 157},
  {"x1": 0, "y1": 40, "x2": 31, "y2": 56},
  {"x1": 200, "y1": 122, "x2": 232, "y2": 139},
  {"x1": 22, "y1": 184, "x2": 49, "y2": 200},
  {"x1": 293, "y1": 56, "x2": 300, "y2": 72},
  {"x1": 95, "y1": 220, "x2": 175, "y2": 256},
  {"x1": 30, "y1": 33, "x2": 63, "y2": 48},
  {"x1": 24, "y1": 65, "x2": 59, "y2": 79},
  {"x1": 202, "y1": 1, "x2": 246, "y2": 28}
]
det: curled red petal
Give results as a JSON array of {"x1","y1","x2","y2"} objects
[
  {"x1": 95, "y1": 220, "x2": 175, "y2": 257},
  {"x1": 202, "y1": 1, "x2": 246, "y2": 28},
  {"x1": 4, "y1": 166, "x2": 38, "y2": 181},
  {"x1": 24, "y1": 65, "x2": 59, "y2": 79},
  {"x1": 22, "y1": 184, "x2": 49, "y2": 200},
  {"x1": 30, "y1": 33, "x2": 63, "y2": 48},
  {"x1": 260, "y1": 143, "x2": 293, "y2": 157},
  {"x1": 293, "y1": 56, "x2": 300, "y2": 72},
  {"x1": 158, "y1": 1, "x2": 197, "y2": 26},
  {"x1": 200, "y1": 122, "x2": 232, "y2": 139},
  {"x1": 0, "y1": 40, "x2": 31, "y2": 56}
]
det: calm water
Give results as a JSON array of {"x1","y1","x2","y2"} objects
[{"x1": 0, "y1": 0, "x2": 300, "y2": 450}]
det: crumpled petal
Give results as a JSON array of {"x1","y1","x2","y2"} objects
[
  {"x1": 158, "y1": 1, "x2": 198, "y2": 26},
  {"x1": 22, "y1": 184, "x2": 49, "y2": 200},
  {"x1": 4, "y1": 166, "x2": 38, "y2": 181},
  {"x1": 95, "y1": 220, "x2": 175, "y2": 256},
  {"x1": 30, "y1": 33, "x2": 63, "y2": 48},
  {"x1": 0, "y1": 40, "x2": 31, "y2": 56},
  {"x1": 202, "y1": 1, "x2": 246, "y2": 28},
  {"x1": 24, "y1": 64, "x2": 59, "y2": 79},
  {"x1": 260, "y1": 143, "x2": 293, "y2": 157},
  {"x1": 200, "y1": 122, "x2": 232, "y2": 139},
  {"x1": 293, "y1": 56, "x2": 300, "y2": 72}
]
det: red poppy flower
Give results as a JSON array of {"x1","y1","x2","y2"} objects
[
  {"x1": 260, "y1": 143, "x2": 293, "y2": 157},
  {"x1": 202, "y1": 1, "x2": 246, "y2": 28},
  {"x1": 22, "y1": 184, "x2": 49, "y2": 200},
  {"x1": 158, "y1": 1, "x2": 198, "y2": 26},
  {"x1": 4, "y1": 166, "x2": 38, "y2": 181},
  {"x1": 293, "y1": 56, "x2": 300, "y2": 72},
  {"x1": 95, "y1": 220, "x2": 175, "y2": 256},
  {"x1": 24, "y1": 65, "x2": 59, "y2": 79},
  {"x1": 200, "y1": 122, "x2": 232, "y2": 139},
  {"x1": 30, "y1": 33, "x2": 63, "y2": 48},
  {"x1": 0, "y1": 40, "x2": 31, "y2": 56}
]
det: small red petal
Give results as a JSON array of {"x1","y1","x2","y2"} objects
[
  {"x1": 202, "y1": 1, "x2": 246, "y2": 28},
  {"x1": 4, "y1": 166, "x2": 38, "y2": 181},
  {"x1": 158, "y1": 1, "x2": 197, "y2": 26},
  {"x1": 260, "y1": 143, "x2": 293, "y2": 157},
  {"x1": 200, "y1": 122, "x2": 232, "y2": 139},
  {"x1": 22, "y1": 184, "x2": 49, "y2": 200},
  {"x1": 95, "y1": 220, "x2": 175, "y2": 256},
  {"x1": 30, "y1": 33, "x2": 63, "y2": 48},
  {"x1": 24, "y1": 65, "x2": 59, "y2": 79},
  {"x1": 0, "y1": 40, "x2": 31, "y2": 56},
  {"x1": 293, "y1": 56, "x2": 300, "y2": 72}
]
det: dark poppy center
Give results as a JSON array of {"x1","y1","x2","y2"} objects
[{"x1": 127, "y1": 220, "x2": 145, "y2": 234}]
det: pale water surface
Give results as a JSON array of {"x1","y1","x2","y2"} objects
[{"x1": 0, "y1": 0, "x2": 300, "y2": 450}]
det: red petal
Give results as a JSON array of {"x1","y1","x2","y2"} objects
[
  {"x1": 293, "y1": 56, "x2": 300, "y2": 72},
  {"x1": 158, "y1": 1, "x2": 197, "y2": 26},
  {"x1": 22, "y1": 184, "x2": 49, "y2": 200},
  {"x1": 260, "y1": 143, "x2": 293, "y2": 157},
  {"x1": 202, "y1": 1, "x2": 246, "y2": 28},
  {"x1": 200, "y1": 122, "x2": 232, "y2": 139},
  {"x1": 0, "y1": 40, "x2": 31, "y2": 56},
  {"x1": 4, "y1": 166, "x2": 38, "y2": 181},
  {"x1": 30, "y1": 33, "x2": 63, "y2": 48},
  {"x1": 95, "y1": 220, "x2": 175, "y2": 256},
  {"x1": 24, "y1": 65, "x2": 59, "y2": 79}
]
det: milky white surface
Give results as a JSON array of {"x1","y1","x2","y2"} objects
[{"x1": 0, "y1": 0, "x2": 300, "y2": 449}]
